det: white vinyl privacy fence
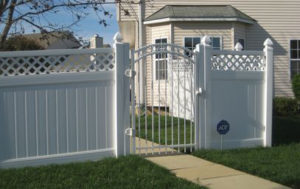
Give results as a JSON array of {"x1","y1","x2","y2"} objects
[
  {"x1": 0, "y1": 37, "x2": 131, "y2": 168},
  {"x1": 0, "y1": 33, "x2": 274, "y2": 168},
  {"x1": 170, "y1": 37, "x2": 273, "y2": 149}
]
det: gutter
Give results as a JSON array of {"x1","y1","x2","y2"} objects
[{"x1": 144, "y1": 17, "x2": 255, "y2": 25}]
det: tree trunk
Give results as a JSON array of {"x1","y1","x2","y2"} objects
[{"x1": 0, "y1": 0, "x2": 17, "y2": 46}]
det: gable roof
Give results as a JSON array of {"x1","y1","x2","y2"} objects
[{"x1": 144, "y1": 5, "x2": 256, "y2": 25}]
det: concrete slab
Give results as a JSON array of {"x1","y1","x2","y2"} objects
[
  {"x1": 147, "y1": 155, "x2": 214, "y2": 170},
  {"x1": 199, "y1": 174, "x2": 290, "y2": 189},
  {"x1": 146, "y1": 154, "x2": 290, "y2": 189},
  {"x1": 135, "y1": 137, "x2": 177, "y2": 155}
]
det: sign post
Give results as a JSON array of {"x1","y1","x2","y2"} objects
[{"x1": 217, "y1": 120, "x2": 230, "y2": 150}]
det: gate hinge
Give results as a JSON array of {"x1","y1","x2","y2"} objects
[
  {"x1": 124, "y1": 69, "x2": 136, "y2": 78},
  {"x1": 196, "y1": 88, "x2": 203, "y2": 96},
  {"x1": 125, "y1": 128, "x2": 136, "y2": 136}
]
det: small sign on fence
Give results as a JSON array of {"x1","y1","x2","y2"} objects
[
  {"x1": 217, "y1": 120, "x2": 230, "y2": 135},
  {"x1": 217, "y1": 120, "x2": 230, "y2": 150}
]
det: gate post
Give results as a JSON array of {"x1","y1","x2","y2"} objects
[
  {"x1": 263, "y1": 38, "x2": 274, "y2": 147},
  {"x1": 114, "y1": 33, "x2": 131, "y2": 157},
  {"x1": 202, "y1": 36, "x2": 212, "y2": 149},
  {"x1": 194, "y1": 44, "x2": 201, "y2": 150}
]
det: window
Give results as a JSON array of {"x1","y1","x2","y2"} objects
[
  {"x1": 211, "y1": 37, "x2": 221, "y2": 50},
  {"x1": 155, "y1": 38, "x2": 168, "y2": 80},
  {"x1": 238, "y1": 39, "x2": 245, "y2": 50},
  {"x1": 184, "y1": 37, "x2": 201, "y2": 56},
  {"x1": 290, "y1": 40, "x2": 300, "y2": 78},
  {"x1": 184, "y1": 37, "x2": 222, "y2": 56}
]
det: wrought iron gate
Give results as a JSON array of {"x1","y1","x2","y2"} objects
[{"x1": 129, "y1": 43, "x2": 197, "y2": 155}]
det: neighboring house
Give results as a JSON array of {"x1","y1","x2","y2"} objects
[
  {"x1": 23, "y1": 31, "x2": 81, "y2": 49},
  {"x1": 117, "y1": 1, "x2": 300, "y2": 98}
]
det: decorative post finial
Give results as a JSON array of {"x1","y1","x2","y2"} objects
[
  {"x1": 113, "y1": 32, "x2": 123, "y2": 44},
  {"x1": 264, "y1": 38, "x2": 273, "y2": 48},
  {"x1": 235, "y1": 42, "x2": 243, "y2": 51},
  {"x1": 201, "y1": 36, "x2": 211, "y2": 46}
]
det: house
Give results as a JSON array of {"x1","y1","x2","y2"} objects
[
  {"x1": 22, "y1": 31, "x2": 81, "y2": 49},
  {"x1": 117, "y1": 1, "x2": 300, "y2": 101}
]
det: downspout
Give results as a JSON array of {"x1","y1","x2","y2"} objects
[{"x1": 139, "y1": 0, "x2": 145, "y2": 104}]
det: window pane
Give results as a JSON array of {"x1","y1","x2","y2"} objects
[
  {"x1": 185, "y1": 38, "x2": 192, "y2": 48},
  {"x1": 291, "y1": 61, "x2": 300, "y2": 78},
  {"x1": 161, "y1": 38, "x2": 167, "y2": 44},
  {"x1": 213, "y1": 38, "x2": 220, "y2": 49},
  {"x1": 193, "y1": 38, "x2": 201, "y2": 48},
  {"x1": 291, "y1": 50, "x2": 298, "y2": 59},
  {"x1": 155, "y1": 38, "x2": 167, "y2": 59},
  {"x1": 291, "y1": 40, "x2": 297, "y2": 49},
  {"x1": 156, "y1": 60, "x2": 168, "y2": 80}
]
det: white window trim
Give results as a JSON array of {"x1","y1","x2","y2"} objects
[
  {"x1": 183, "y1": 36, "x2": 223, "y2": 51},
  {"x1": 153, "y1": 37, "x2": 168, "y2": 81},
  {"x1": 289, "y1": 39, "x2": 300, "y2": 79}
]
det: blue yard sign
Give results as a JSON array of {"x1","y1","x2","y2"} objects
[{"x1": 217, "y1": 120, "x2": 230, "y2": 135}]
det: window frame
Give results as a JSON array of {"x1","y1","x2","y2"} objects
[
  {"x1": 183, "y1": 36, "x2": 223, "y2": 54},
  {"x1": 210, "y1": 36, "x2": 223, "y2": 50},
  {"x1": 289, "y1": 39, "x2": 300, "y2": 79},
  {"x1": 153, "y1": 37, "x2": 168, "y2": 81},
  {"x1": 184, "y1": 36, "x2": 201, "y2": 56}
]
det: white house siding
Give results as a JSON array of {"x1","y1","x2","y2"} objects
[
  {"x1": 118, "y1": 0, "x2": 300, "y2": 97},
  {"x1": 233, "y1": 23, "x2": 246, "y2": 49},
  {"x1": 146, "y1": 24, "x2": 171, "y2": 106},
  {"x1": 173, "y1": 22, "x2": 233, "y2": 50}
]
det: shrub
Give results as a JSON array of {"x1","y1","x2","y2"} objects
[
  {"x1": 0, "y1": 35, "x2": 43, "y2": 51},
  {"x1": 273, "y1": 97, "x2": 299, "y2": 116},
  {"x1": 292, "y1": 74, "x2": 300, "y2": 100}
]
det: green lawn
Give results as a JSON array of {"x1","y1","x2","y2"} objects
[
  {"x1": 136, "y1": 114, "x2": 194, "y2": 148},
  {"x1": 192, "y1": 116, "x2": 300, "y2": 189},
  {"x1": 0, "y1": 155, "x2": 205, "y2": 189}
]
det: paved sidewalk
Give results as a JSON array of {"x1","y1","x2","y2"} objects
[{"x1": 147, "y1": 155, "x2": 290, "y2": 189}]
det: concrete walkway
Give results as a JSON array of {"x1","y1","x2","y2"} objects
[{"x1": 146, "y1": 154, "x2": 290, "y2": 189}]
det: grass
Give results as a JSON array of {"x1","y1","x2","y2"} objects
[
  {"x1": 136, "y1": 114, "x2": 194, "y2": 146},
  {"x1": 193, "y1": 144, "x2": 300, "y2": 189},
  {"x1": 0, "y1": 155, "x2": 205, "y2": 189},
  {"x1": 192, "y1": 115, "x2": 300, "y2": 189}
]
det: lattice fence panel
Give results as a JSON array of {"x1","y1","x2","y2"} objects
[
  {"x1": 211, "y1": 54, "x2": 265, "y2": 71},
  {"x1": 0, "y1": 52, "x2": 114, "y2": 77}
]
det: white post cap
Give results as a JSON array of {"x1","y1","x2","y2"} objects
[
  {"x1": 264, "y1": 38, "x2": 273, "y2": 48},
  {"x1": 201, "y1": 36, "x2": 211, "y2": 46},
  {"x1": 235, "y1": 42, "x2": 243, "y2": 51},
  {"x1": 113, "y1": 32, "x2": 123, "y2": 44}
]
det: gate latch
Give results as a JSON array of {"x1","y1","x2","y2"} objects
[
  {"x1": 124, "y1": 69, "x2": 136, "y2": 78},
  {"x1": 125, "y1": 128, "x2": 136, "y2": 136},
  {"x1": 196, "y1": 88, "x2": 203, "y2": 96}
]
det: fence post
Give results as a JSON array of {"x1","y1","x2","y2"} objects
[
  {"x1": 263, "y1": 38, "x2": 274, "y2": 147},
  {"x1": 202, "y1": 36, "x2": 212, "y2": 149},
  {"x1": 194, "y1": 44, "x2": 201, "y2": 150},
  {"x1": 114, "y1": 32, "x2": 130, "y2": 157}
]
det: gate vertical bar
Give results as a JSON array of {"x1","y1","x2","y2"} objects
[{"x1": 114, "y1": 33, "x2": 130, "y2": 157}]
